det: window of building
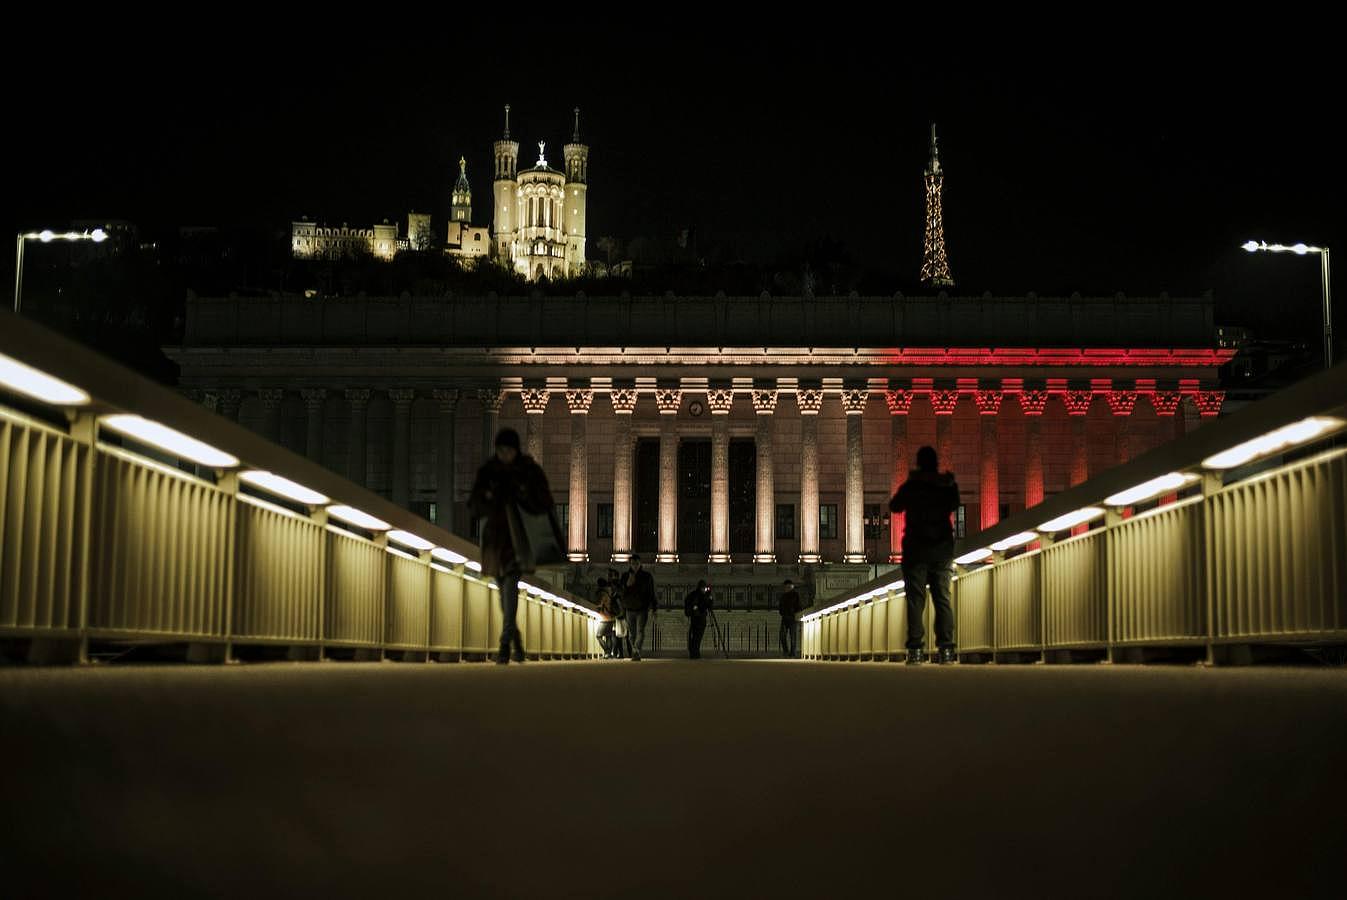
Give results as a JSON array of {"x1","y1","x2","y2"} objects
[
  {"x1": 775, "y1": 504, "x2": 795, "y2": 540},
  {"x1": 597, "y1": 503, "x2": 613, "y2": 538},
  {"x1": 864, "y1": 503, "x2": 883, "y2": 539},
  {"x1": 820, "y1": 504, "x2": 838, "y2": 540}
]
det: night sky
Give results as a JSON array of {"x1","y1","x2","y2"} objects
[{"x1": 7, "y1": 23, "x2": 1342, "y2": 340}]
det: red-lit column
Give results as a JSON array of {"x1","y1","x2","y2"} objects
[
  {"x1": 974, "y1": 387, "x2": 1003, "y2": 532},
  {"x1": 885, "y1": 386, "x2": 913, "y2": 563},
  {"x1": 930, "y1": 387, "x2": 960, "y2": 468},
  {"x1": 1062, "y1": 388, "x2": 1094, "y2": 487},
  {"x1": 1149, "y1": 390, "x2": 1183, "y2": 505},
  {"x1": 841, "y1": 385, "x2": 869, "y2": 563},
  {"x1": 1106, "y1": 387, "x2": 1138, "y2": 465},
  {"x1": 1018, "y1": 388, "x2": 1049, "y2": 509},
  {"x1": 520, "y1": 386, "x2": 549, "y2": 462}
]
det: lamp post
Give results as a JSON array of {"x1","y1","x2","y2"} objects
[
  {"x1": 13, "y1": 227, "x2": 109, "y2": 314},
  {"x1": 1242, "y1": 240, "x2": 1334, "y2": 369}
]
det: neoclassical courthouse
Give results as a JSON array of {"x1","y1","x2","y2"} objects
[{"x1": 174, "y1": 115, "x2": 1233, "y2": 618}]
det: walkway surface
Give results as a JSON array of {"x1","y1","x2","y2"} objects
[{"x1": 3, "y1": 660, "x2": 1345, "y2": 898}]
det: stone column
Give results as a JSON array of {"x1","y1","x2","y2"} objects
[
  {"x1": 708, "y1": 386, "x2": 735, "y2": 562},
  {"x1": 565, "y1": 387, "x2": 593, "y2": 562},
  {"x1": 345, "y1": 389, "x2": 372, "y2": 487},
  {"x1": 218, "y1": 389, "x2": 242, "y2": 422},
  {"x1": 433, "y1": 389, "x2": 460, "y2": 533},
  {"x1": 610, "y1": 387, "x2": 638, "y2": 563},
  {"x1": 975, "y1": 387, "x2": 1003, "y2": 532},
  {"x1": 1107, "y1": 387, "x2": 1139, "y2": 466},
  {"x1": 1062, "y1": 389, "x2": 1094, "y2": 488},
  {"x1": 797, "y1": 386, "x2": 824, "y2": 564},
  {"x1": 259, "y1": 388, "x2": 285, "y2": 443},
  {"x1": 520, "y1": 387, "x2": 550, "y2": 461},
  {"x1": 751, "y1": 386, "x2": 779, "y2": 563},
  {"x1": 389, "y1": 389, "x2": 415, "y2": 508},
  {"x1": 478, "y1": 387, "x2": 505, "y2": 463},
  {"x1": 300, "y1": 389, "x2": 326, "y2": 465},
  {"x1": 1018, "y1": 388, "x2": 1049, "y2": 509},
  {"x1": 885, "y1": 387, "x2": 913, "y2": 564},
  {"x1": 655, "y1": 386, "x2": 682, "y2": 563},
  {"x1": 930, "y1": 387, "x2": 960, "y2": 469},
  {"x1": 841, "y1": 386, "x2": 869, "y2": 563}
]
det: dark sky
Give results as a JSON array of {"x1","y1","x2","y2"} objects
[{"x1": 7, "y1": 21, "x2": 1342, "y2": 338}]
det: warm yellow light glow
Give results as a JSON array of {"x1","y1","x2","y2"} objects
[
  {"x1": 1201, "y1": 417, "x2": 1345, "y2": 470},
  {"x1": 387, "y1": 530, "x2": 434, "y2": 551},
  {"x1": 91, "y1": 228, "x2": 107, "y2": 243},
  {"x1": 100, "y1": 414, "x2": 239, "y2": 468},
  {"x1": 990, "y1": 531, "x2": 1038, "y2": 552},
  {"x1": 1242, "y1": 240, "x2": 1261, "y2": 252},
  {"x1": 239, "y1": 470, "x2": 328, "y2": 505},
  {"x1": 466, "y1": 560, "x2": 482, "y2": 572},
  {"x1": 430, "y1": 563, "x2": 454, "y2": 575},
  {"x1": 326, "y1": 505, "x2": 391, "y2": 531},
  {"x1": 1037, "y1": 506, "x2": 1106, "y2": 533},
  {"x1": 1104, "y1": 472, "x2": 1200, "y2": 507},
  {"x1": 39, "y1": 230, "x2": 54, "y2": 243},
  {"x1": 1292, "y1": 243, "x2": 1310, "y2": 255},
  {"x1": 431, "y1": 547, "x2": 468, "y2": 565},
  {"x1": 0, "y1": 352, "x2": 90, "y2": 406},
  {"x1": 955, "y1": 547, "x2": 993, "y2": 565}
]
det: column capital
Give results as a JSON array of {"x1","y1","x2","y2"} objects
[
  {"x1": 1149, "y1": 390, "x2": 1182, "y2": 416},
  {"x1": 199, "y1": 391, "x2": 221, "y2": 413},
  {"x1": 565, "y1": 388, "x2": 594, "y2": 414},
  {"x1": 1061, "y1": 389, "x2": 1094, "y2": 417},
  {"x1": 259, "y1": 388, "x2": 285, "y2": 408},
  {"x1": 388, "y1": 388, "x2": 417, "y2": 407},
  {"x1": 181, "y1": 388, "x2": 202, "y2": 404},
  {"x1": 751, "y1": 388, "x2": 779, "y2": 415},
  {"x1": 930, "y1": 389, "x2": 960, "y2": 416},
  {"x1": 1192, "y1": 389, "x2": 1225, "y2": 418},
  {"x1": 478, "y1": 387, "x2": 506, "y2": 413},
  {"x1": 797, "y1": 387, "x2": 824, "y2": 415},
  {"x1": 1106, "y1": 390, "x2": 1138, "y2": 416},
  {"x1": 840, "y1": 387, "x2": 869, "y2": 415},
  {"x1": 973, "y1": 389, "x2": 1003, "y2": 415},
  {"x1": 707, "y1": 387, "x2": 734, "y2": 414},
  {"x1": 345, "y1": 388, "x2": 373, "y2": 407},
  {"x1": 1018, "y1": 389, "x2": 1050, "y2": 416},
  {"x1": 655, "y1": 387, "x2": 683, "y2": 415},
  {"x1": 884, "y1": 389, "x2": 914, "y2": 415},
  {"x1": 431, "y1": 388, "x2": 460, "y2": 411},
  {"x1": 520, "y1": 387, "x2": 550, "y2": 414},
  {"x1": 610, "y1": 387, "x2": 638, "y2": 414},
  {"x1": 299, "y1": 388, "x2": 327, "y2": 409}
]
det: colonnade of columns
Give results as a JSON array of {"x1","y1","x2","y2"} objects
[{"x1": 184, "y1": 377, "x2": 1225, "y2": 564}]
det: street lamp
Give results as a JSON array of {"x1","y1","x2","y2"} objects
[
  {"x1": 13, "y1": 227, "x2": 108, "y2": 314},
  {"x1": 1242, "y1": 239, "x2": 1334, "y2": 369}
]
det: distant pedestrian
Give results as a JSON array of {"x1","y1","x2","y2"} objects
[
  {"x1": 889, "y1": 445, "x2": 960, "y2": 665},
  {"x1": 621, "y1": 555, "x2": 657, "y2": 661},
  {"x1": 596, "y1": 578, "x2": 617, "y2": 658},
  {"x1": 684, "y1": 579, "x2": 713, "y2": 659},
  {"x1": 468, "y1": 427, "x2": 562, "y2": 665},
  {"x1": 778, "y1": 579, "x2": 803, "y2": 657},
  {"x1": 607, "y1": 567, "x2": 627, "y2": 658}
]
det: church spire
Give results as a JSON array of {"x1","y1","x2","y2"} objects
[
  {"x1": 503, "y1": 103, "x2": 511, "y2": 140},
  {"x1": 572, "y1": 107, "x2": 581, "y2": 143},
  {"x1": 919, "y1": 122, "x2": 955, "y2": 288}
]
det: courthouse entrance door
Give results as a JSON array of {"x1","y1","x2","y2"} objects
[{"x1": 678, "y1": 439, "x2": 711, "y2": 556}]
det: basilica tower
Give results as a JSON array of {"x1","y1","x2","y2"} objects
[
  {"x1": 451, "y1": 156, "x2": 472, "y2": 223},
  {"x1": 562, "y1": 107, "x2": 589, "y2": 275},
  {"x1": 492, "y1": 104, "x2": 520, "y2": 265}
]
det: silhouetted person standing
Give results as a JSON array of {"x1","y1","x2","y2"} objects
[
  {"x1": 684, "y1": 579, "x2": 712, "y2": 659},
  {"x1": 468, "y1": 427, "x2": 559, "y2": 665},
  {"x1": 778, "y1": 579, "x2": 803, "y2": 657},
  {"x1": 889, "y1": 445, "x2": 960, "y2": 665},
  {"x1": 622, "y1": 555, "x2": 656, "y2": 661}
]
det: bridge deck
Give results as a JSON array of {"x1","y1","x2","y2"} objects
[{"x1": 3, "y1": 661, "x2": 1344, "y2": 897}]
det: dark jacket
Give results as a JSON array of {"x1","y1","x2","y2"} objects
[
  {"x1": 467, "y1": 453, "x2": 557, "y2": 578},
  {"x1": 684, "y1": 588, "x2": 712, "y2": 619},
  {"x1": 889, "y1": 469, "x2": 960, "y2": 557},
  {"x1": 778, "y1": 589, "x2": 803, "y2": 619},
  {"x1": 622, "y1": 568, "x2": 657, "y2": 612}
]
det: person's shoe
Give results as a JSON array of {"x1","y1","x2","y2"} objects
[
  {"x1": 906, "y1": 648, "x2": 926, "y2": 666},
  {"x1": 631, "y1": 650, "x2": 642, "y2": 662},
  {"x1": 495, "y1": 652, "x2": 509, "y2": 665},
  {"x1": 937, "y1": 647, "x2": 957, "y2": 665},
  {"x1": 512, "y1": 650, "x2": 526, "y2": 664}
]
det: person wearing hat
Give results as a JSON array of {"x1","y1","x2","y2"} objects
[
  {"x1": 468, "y1": 427, "x2": 560, "y2": 665},
  {"x1": 778, "y1": 579, "x2": 804, "y2": 657}
]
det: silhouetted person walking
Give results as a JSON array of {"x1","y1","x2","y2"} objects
[
  {"x1": 778, "y1": 579, "x2": 803, "y2": 657},
  {"x1": 468, "y1": 427, "x2": 560, "y2": 665},
  {"x1": 622, "y1": 555, "x2": 656, "y2": 661},
  {"x1": 684, "y1": 579, "x2": 712, "y2": 659},
  {"x1": 889, "y1": 445, "x2": 960, "y2": 665}
]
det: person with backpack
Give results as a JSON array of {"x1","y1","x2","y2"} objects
[
  {"x1": 684, "y1": 579, "x2": 713, "y2": 659},
  {"x1": 778, "y1": 579, "x2": 803, "y2": 657},
  {"x1": 889, "y1": 445, "x2": 961, "y2": 665}
]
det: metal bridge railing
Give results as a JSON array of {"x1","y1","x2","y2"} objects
[
  {"x1": 0, "y1": 311, "x2": 601, "y2": 664},
  {"x1": 801, "y1": 362, "x2": 1347, "y2": 664}
]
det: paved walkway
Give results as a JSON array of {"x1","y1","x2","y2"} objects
[{"x1": 3, "y1": 660, "x2": 1345, "y2": 898}]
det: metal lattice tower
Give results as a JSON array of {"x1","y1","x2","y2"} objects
[{"x1": 920, "y1": 123, "x2": 955, "y2": 288}]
